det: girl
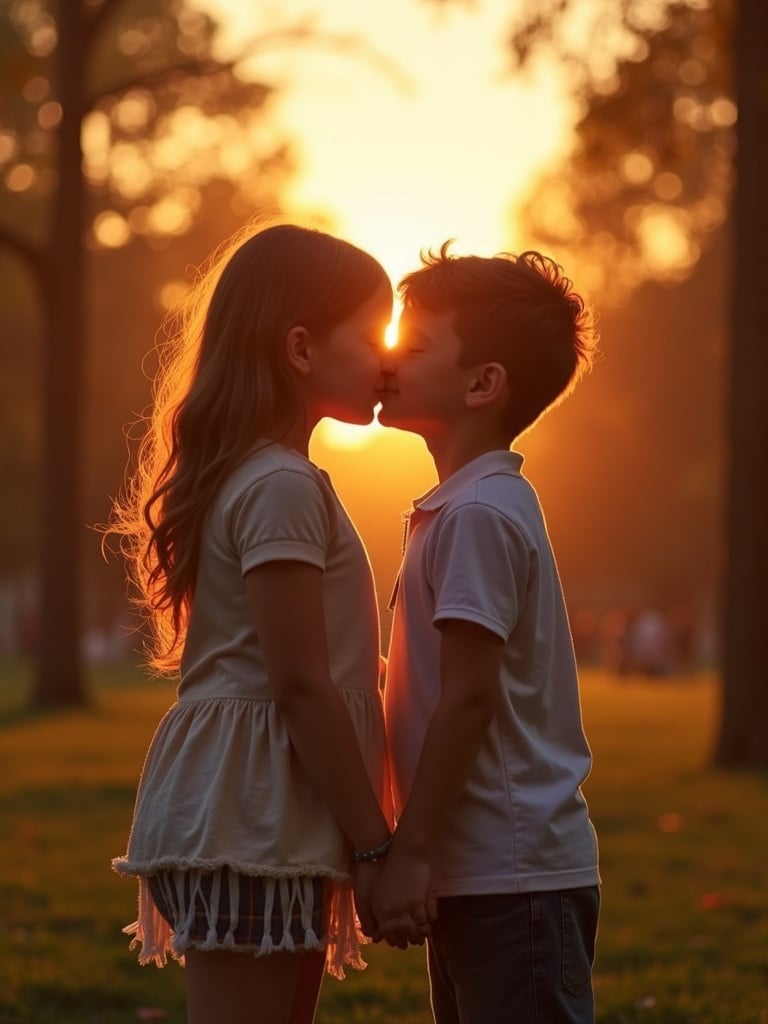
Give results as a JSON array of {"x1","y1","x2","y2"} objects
[{"x1": 110, "y1": 223, "x2": 395, "y2": 1024}]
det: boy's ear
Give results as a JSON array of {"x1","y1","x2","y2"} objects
[
  {"x1": 465, "y1": 362, "x2": 508, "y2": 410},
  {"x1": 285, "y1": 326, "x2": 311, "y2": 376}
]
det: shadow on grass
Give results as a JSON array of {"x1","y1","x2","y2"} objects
[
  {"x1": 0, "y1": 701, "x2": 105, "y2": 731},
  {"x1": 6, "y1": 982, "x2": 167, "y2": 1024},
  {"x1": 0, "y1": 783, "x2": 136, "y2": 813},
  {"x1": 0, "y1": 657, "x2": 153, "y2": 731}
]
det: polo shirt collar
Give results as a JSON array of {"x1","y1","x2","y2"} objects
[{"x1": 413, "y1": 449, "x2": 524, "y2": 513}]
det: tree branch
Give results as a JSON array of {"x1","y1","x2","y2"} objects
[
  {"x1": 87, "y1": 26, "x2": 414, "y2": 109},
  {"x1": 234, "y1": 27, "x2": 415, "y2": 95},
  {"x1": 87, "y1": 57, "x2": 243, "y2": 109},
  {"x1": 85, "y1": 0, "x2": 126, "y2": 47},
  {"x1": 0, "y1": 225, "x2": 49, "y2": 293}
]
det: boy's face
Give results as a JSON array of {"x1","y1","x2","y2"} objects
[{"x1": 377, "y1": 306, "x2": 469, "y2": 434}]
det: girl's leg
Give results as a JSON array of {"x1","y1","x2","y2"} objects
[
  {"x1": 289, "y1": 950, "x2": 327, "y2": 1024},
  {"x1": 185, "y1": 948, "x2": 302, "y2": 1024}
]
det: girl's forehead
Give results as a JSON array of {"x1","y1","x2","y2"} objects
[{"x1": 361, "y1": 281, "x2": 394, "y2": 320}]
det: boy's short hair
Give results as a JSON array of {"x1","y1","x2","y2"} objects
[{"x1": 398, "y1": 243, "x2": 598, "y2": 440}]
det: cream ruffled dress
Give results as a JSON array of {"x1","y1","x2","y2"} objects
[{"x1": 113, "y1": 446, "x2": 392, "y2": 977}]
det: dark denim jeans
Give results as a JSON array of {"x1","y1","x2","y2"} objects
[{"x1": 426, "y1": 886, "x2": 600, "y2": 1024}]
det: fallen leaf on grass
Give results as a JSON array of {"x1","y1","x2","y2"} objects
[
  {"x1": 136, "y1": 1010, "x2": 167, "y2": 1021},
  {"x1": 17, "y1": 820, "x2": 42, "y2": 842},
  {"x1": 635, "y1": 995, "x2": 657, "y2": 1009},
  {"x1": 697, "y1": 891, "x2": 724, "y2": 910},
  {"x1": 657, "y1": 811, "x2": 683, "y2": 832}
]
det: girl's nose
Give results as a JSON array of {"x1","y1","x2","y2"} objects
[{"x1": 380, "y1": 350, "x2": 398, "y2": 375}]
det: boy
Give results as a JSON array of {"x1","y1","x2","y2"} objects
[{"x1": 372, "y1": 245, "x2": 600, "y2": 1023}]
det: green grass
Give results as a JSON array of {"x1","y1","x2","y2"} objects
[{"x1": 0, "y1": 661, "x2": 767, "y2": 1023}]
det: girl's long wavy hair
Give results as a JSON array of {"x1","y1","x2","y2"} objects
[{"x1": 109, "y1": 221, "x2": 389, "y2": 674}]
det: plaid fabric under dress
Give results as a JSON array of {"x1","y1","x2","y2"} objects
[{"x1": 148, "y1": 867, "x2": 329, "y2": 954}]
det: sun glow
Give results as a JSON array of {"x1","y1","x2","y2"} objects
[
  {"x1": 384, "y1": 317, "x2": 399, "y2": 350},
  {"x1": 193, "y1": 0, "x2": 574, "y2": 456},
  {"x1": 315, "y1": 416, "x2": 386, "y2": 451}
]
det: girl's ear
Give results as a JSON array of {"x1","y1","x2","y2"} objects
[
  {"x1": 465, "y1": 362, "x2": 508, "y2": 410},
  {"x1": 285, "y1": 326, "x2": 311, "y2": 376}
]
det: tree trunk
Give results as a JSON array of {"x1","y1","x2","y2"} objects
[
  {"x1": 32, "y1": 4, "x2": 88, "y2": 706},
  {"x1": 714, "y1": 0, "x2": 768, "y2": 766}
]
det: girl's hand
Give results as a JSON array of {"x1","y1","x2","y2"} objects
[
  {"x1": 353, "y1": 860, "x2": 384, "y2": 940},
  {"x1": 371, "y1": 848, "x2": 436, "y2": 949}
]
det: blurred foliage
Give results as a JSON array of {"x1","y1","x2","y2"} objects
[
  {"x1": 512, "y1": 0, "x2": 733, "y2": 298},
  {"x1": 0, "y1": 0, "x2": 288, "y2": 245},
  {"x1": 502, "y1": 0, "x2": 731, "y2": 623},
  {"x1": 0, "y1": 0, "x2": 293, "y2": 581},
  {"x1": 425, "y1": 0, "x2": 732, "y2": 299},
  {"x1": 416, "y1": 0, "x2": 730, "y2": 626}
]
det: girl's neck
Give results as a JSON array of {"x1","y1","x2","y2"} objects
[{"x1": 264, "y1": 418, "x2": 314, "y2": 458}]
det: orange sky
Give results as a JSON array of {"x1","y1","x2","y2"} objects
[
  {"x1": 194, "y1": 0, "x2": 576, "y2": 452},
  {"x1": 195, "y1": 0, "x2": 573, "y2": 265}
]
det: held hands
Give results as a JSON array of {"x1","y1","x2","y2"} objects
[
  {"x1": 353, "y1": 840, "x2": 437, "y2": 950},
  {"x1": 373, "y1": 845, "x2": 437, "y2": 949}
]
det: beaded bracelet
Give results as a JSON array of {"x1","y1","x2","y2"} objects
[{"x1": 352, "y1": 835, "x2": 393, "y2": 863}]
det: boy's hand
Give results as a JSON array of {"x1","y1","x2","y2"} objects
[{"x1": 371, "y1": 848, "x2": 437, "y2": 949}]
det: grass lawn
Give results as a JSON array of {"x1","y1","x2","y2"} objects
[{"x1": 0, "y1": 661, "x2": 766, "y2": 1023}]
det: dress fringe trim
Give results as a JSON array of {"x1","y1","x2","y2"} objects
[{"x1": 122, "y1": 870, "x2": 367, "y2": 979}]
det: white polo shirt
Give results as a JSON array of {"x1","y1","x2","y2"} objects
[{"x1": 384, "y1": 450, "x2": 599, "y2": 896}]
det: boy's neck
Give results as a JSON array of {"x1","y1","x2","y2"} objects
[{"x1": 425, "y1": 428, "x2": 511, "y2": 483}]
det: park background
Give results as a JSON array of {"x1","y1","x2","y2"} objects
[{"x1": 0, "y1": 0, "x2": 766, "y2": 1021}]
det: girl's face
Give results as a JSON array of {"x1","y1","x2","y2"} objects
[{"x1": 306, "y1": 282, "x2": 393, "y2": 425}]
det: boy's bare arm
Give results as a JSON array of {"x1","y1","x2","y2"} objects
[
  {"x1": 395, "y1": 618, "x2": 503, "y2": 854},
  {"x1": 373, "y1": 618, "x2": 502, "y2": 946}
]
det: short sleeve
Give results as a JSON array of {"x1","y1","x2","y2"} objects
[
  {"x1": 430, "y1": 503, "x2": 530, "y2": 641},
  {"x1": 229, "y1": 468, "x2": 333, "y2": 575}
]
